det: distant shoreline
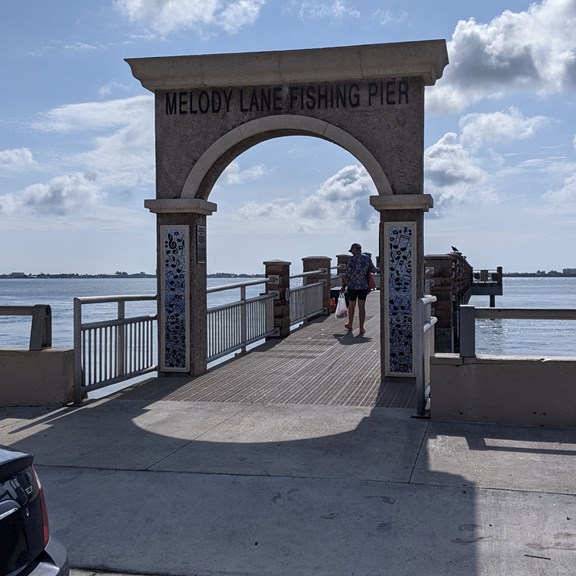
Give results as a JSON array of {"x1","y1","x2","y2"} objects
[
  {"x1": 503, "y1": 272, "x2": 576, "y2": 278},
  {"x1": 1, "y1": 272, "x2": 574, "y2": 279},
  {"x1": 0, "y1": 273, "x2": 264, "y2": 279}
]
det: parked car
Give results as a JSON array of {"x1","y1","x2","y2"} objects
[{"x1": 0, "y1": 444, "x2": 68, "y2": 576}]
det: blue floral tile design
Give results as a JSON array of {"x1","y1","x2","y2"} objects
[
  {"x1": 161, "y1": 226, "x2": 188, "y2": 370},
  {"x1": 386, "y1": 223, "x2": 414, "y2": 374}
]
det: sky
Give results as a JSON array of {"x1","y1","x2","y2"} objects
[{"x1": 0, "y1": 0, "x2": 575, "y2": 275}]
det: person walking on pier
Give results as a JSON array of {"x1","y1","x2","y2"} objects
[{"x1": 340, "y1": 243, "x2": 376, "y2": 335}]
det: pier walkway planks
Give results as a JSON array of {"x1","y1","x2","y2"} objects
[{"x1": 114, "y1": 295, "x2": 416, "y2": 409}]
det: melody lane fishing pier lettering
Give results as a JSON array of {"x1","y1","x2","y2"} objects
[{"x1": 165, "y1": 80, "x2": 410, "y2": 115}]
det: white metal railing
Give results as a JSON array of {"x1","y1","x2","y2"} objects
[
  {"x1": 73, "y1": 295, "x2": 157, "y2": 403},
  {"x1": 289, "y1": 269, "x2": 326, "y2": 325},
  {"x1": 207, "y1": 278, "x2": 276, "y2": 362},
  {"x1": 0, "y1": 305, "x2": 52, "y2": 350},
  {"x1": 414, "y1": 295, "x2": 438, "y2": 417},
  {"x1": 330, "y1": 264, "x2": 345, "y2": 283},
  {"x1": 460, "y1": 305, "x2": 576, "y2": 358}
]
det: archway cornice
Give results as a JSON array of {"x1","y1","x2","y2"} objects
[
  {"x1": 126, "y1": 40, "x2": 448, "y2": 92},
  {"x1": 181, "y1": 115, "x2": 394, "y2": 199}
]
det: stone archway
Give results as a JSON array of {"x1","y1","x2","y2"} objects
[
  {"x1": 180, "y1": 115, "x2": 393, "y2": 200},
  {"x1": 127, "y1": 41, "x2": 448, "y2": 380}
]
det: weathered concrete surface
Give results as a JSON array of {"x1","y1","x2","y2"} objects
[
  {"x1": 1, "y1": 399, "x2": 575, "y2": 576},
  {"x1": 0, "y1": 348, "x2": 74, "y2": 406},
  {"x1": 431, "y1": 353, "x2": 576, "y2": 427}
]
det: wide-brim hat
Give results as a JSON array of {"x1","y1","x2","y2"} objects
[{"x1": 349, "y1": 243, "x2": 362, "y2": 253}]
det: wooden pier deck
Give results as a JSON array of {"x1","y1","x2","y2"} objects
[{"x1": 113, "y1": 296, "x2": 416, "y2": 409}]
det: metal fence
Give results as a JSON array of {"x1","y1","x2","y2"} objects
[
  {"x1": 460, "y1": 305, "x2": 576, "y2": 358},
  {"x1": 414, "y1": 295, "x2": 437, "y2": 417},
  {"x1": 73, "y1": 295, "x2": 157, "y2": 403},
  {"x1": 72, "y1": 270, "x2": 339, "y2": 402},
  {"x1": 289, "y1": 270, "x2": 327, "y2": 325},
  {"x1": 207, "y1": 279, "x2": 276, "y2": 362},
  {"x1": 0, "y1": 305, "x2": 52, "y2": 350}
]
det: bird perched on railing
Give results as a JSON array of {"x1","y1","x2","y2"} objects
[{"x1": 451, "y1": 245, "x2": 460, "y2": 252}]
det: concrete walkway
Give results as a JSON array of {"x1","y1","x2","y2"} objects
[{"x1": 1, "y1": 398, "x2": 575, "y2": 576}]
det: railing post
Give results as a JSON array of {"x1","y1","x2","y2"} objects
[
  {"x1": 264, "y1": 259, "x2": 291, "y2": 338},
  {"x1": 73, "y1": 298, "x2": 83, "y2": 405},
  {"x1": 240, "y1": 285, "x2": 247, "y2": 354},
  {"x1": 336, "y1": 254, "x2": 349, "y2": 279},
  {"x1": 414, "y1": 298, "x2": 425, "y2": 416},
  {"x1": 29, "y1": 304, "x2": 52, "y2": 350},
  {"x1": 460, "y1": 304, "x2": 476, "y2": 358},
  {"x1": 302, "y1": 256, "x2": 331, "y2": 314},
  {"x1": 117, "y1": 300, "x2": 126, "y2": 377}
]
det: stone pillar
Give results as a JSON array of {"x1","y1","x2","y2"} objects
[
  {"x1": 423, "y1": 254, "x2": 454, "y2": 352},
  {"x1": 302, "y1": 256, "x2": 331, "y2": 314},
  {"x1": 264, "y1": 259, "x2": 291, "y2": 338},
  {"x1": 145, "y1": 198, "x2": 217, "y2": 377},
  {"x1": 370, "y1": 194, "x2": 433, "y2": 381},
  {"x1": 336, "y1": 254, "x2": 349, "y2": 279}
]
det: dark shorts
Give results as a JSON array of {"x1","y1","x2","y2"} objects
[{"x1": 348, "y1": 288, "x2": 370, "y2": 302}]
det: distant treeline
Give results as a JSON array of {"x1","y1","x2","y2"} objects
[
  {"x1": 3, "y1": 270, "x2": 574, "y2": 279},
  {"x1": 0, "y1": 272, "x2": 155, "y2": 279},
  {"x1": 0, "y1": 272, "x2": 263, "y2": 279},
  {"x1": 504, "y1": 270, "x2": 576, "y2": 277}
]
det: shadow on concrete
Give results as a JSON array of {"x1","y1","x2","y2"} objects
[
  {"x1": 2, "y1": 394, "x2": 576, "y2": 575},
  {"x1": 0, "y1": 395, "x2": 486, "y2": 576}
]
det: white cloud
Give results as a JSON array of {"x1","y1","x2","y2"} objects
[
  {"x1": 98, "y1": 80, "x2": 131, "y2": 98},
  {"x1": 32, "y1": 95, "x2": 152, "y2": 133},
  {"x1": 427, "y1": 0, "x2": 576, "y2": 113},
  {"x1": 425, "y1": 133, "x2": 486, "y2": 186},
  {"x1": 373, "y1": 9, "x2": 407, "y2": 26},
  {"x1": 0, "y1": 96, "x2": 156, "y2": 224},
  {"x1": 0, "y1": 148, "x2": 38, "y2": 174},
  {"x1": 544, "y1": 173, "x2": 576, "y2": 207},
  {"x1": 0, "y1": 173, "x2": 103, "y2": 216},
  {"x1": 63, "y1": 42, "x2": 100, "y2": 53},
  {"x1": 115, "y1": 0, "x2": 265, "y2": 36},
  {"x1": 76, "y1": 114, "x2": 155, "y2": 190},
  {"x1": 220, "y1": 0, "x2": 264, "y2": 33},
  {"x1": 285, "y1": 0, "x2": 360, "y2": 21},
  {"x1": 459, "y1": 107, "x2": 550, "y2": 150},
  {"x1": 424, "y1": 107, "x2": 556, "y2": 215},
  {"x1": 233, "y1": 164, "x2": 376, "y2": 232},
  {"x1": 424, "y1": 132, "x2": 493, "y2": 215},
  {"x1": 30, "y1": 96, "x2": 155, "y2": 192},
  {"x1": 221, "y1": 160, "x2": 270, "y2": 185}
]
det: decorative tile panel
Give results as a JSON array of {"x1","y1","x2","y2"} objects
[
  {"x1": 160, "y1": 226, "x2": 189, "y2": 371},
  {"x1": 385, "y1": 222, "x2": 415, "y2": 375}
]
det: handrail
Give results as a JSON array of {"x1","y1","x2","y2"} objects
[
  {"x1": 289, "y1": 281, "x2": 325, "y2": 325},
  {"x1": 460, "y1": 305, "x2": 576, "y2": 357},
  {"x1": 0, "y1": 304, "x2": 52, "y2": 350},
  {"x1": 414, "y1": 295, "x2": 437, "y2": 417},
  {"x1": 289, "y1": 268, "x2": 326, "y2": 280},
  {"x1": 70, "y1": 294, "x2": 157, "y2": 304},
  {"x1": 207, "y1": 277, "x2": 269, "y2": 293},
  {"x1": 73, "y1": 294, "x2": 157, "y2": 403},
  {"x1": 207, "y1": 292, "x2": 276, "y2": 362},
  {"x1": 474, "y1": 307, "x2": 576, "y2": 320}
]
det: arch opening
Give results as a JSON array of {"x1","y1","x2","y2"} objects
[
  {"x1": 205, "y1": 134, "x2": 381, "y2": 274},
  {"x1": 182, "y1": 116, "x2": 393, "y2": 201}
]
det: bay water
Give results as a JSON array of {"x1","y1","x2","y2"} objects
[
  {"x1": 469, "y1": 276, "x2": 576, "y2": 356},
  {"x1": 1, "y1": 276, "x2": 575, "y2": 356}
]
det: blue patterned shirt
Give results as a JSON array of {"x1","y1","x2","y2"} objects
[{"x1": 345, "y1": 254, "x2": 375, "y2": 290}]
